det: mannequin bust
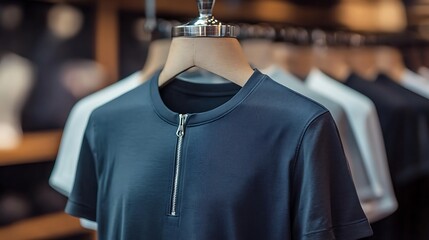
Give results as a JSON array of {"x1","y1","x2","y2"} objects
[
  {"x1": 48, "y1": 4, "x2": 83, "y2": 40},
  {"x1": 0, "y1": 53, "x2": 33, "y2": 149}
]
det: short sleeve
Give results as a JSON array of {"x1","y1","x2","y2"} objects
[
  {"x1": 292, "y1": 112, "x2": 373, "y2": 240},
  {"x1": 65, "y1": 119, "x2": 98, "y2": 222},
  {"x1": 50, "y1": 102, "x2": 93, "y2": 196}
]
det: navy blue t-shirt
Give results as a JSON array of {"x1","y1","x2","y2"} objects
[{"x1": 66, "y1": 70, "x2": 372, "y2": 240}]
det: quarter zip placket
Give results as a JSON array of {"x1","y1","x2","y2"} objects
[{"x1": 170, "y1": 113, "x2": 189, "y2": 216}]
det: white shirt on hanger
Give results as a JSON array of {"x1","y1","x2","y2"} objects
[
  {"x1": 418, "y1": 66, "x2": 429, "y2": 82},
  {"x1": 306, "y1": 69, "x2": 397, "y2": 222},
  {"x1": 400, "y1": 69, "x2": 429, "y2": 99},
  {"x1": 264, "y1": 66, "x2": 375, "y2": 202},
  {"x1": 50, "y1": 71, "x2": 141, "y2": 195},
  {"x1": 50, "y1": 72, "x2": 142, "y2": 229}
]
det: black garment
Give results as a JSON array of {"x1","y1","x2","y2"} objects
[
  {"x1": 375, "y1": 74, "x2": 429, "y2": 182},
  {"x1": 66, "y1": 70, "x2": 372, "y2": 240},
  {"x1": 375, "y1": 74, "x2": 429, "y2": 240},
  {"x1": 344, "y1": 73, "x2": 429, "y2": 240},
  {"x1": 344, "y1": 74, "x2": 423, "y2": 185}
]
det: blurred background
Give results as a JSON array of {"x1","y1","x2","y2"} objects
[{"x1": 1, "y1": 0, "x2": 429, "y2": 239}]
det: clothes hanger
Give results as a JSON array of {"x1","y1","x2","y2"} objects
[
  {"x1": 312, "y1": 30, "x2": 350, "y2": 82},
  {"x1": 240, "y1": 24, "x2": 276, "y2": 69},
  {"x1": 142, "y1": 22, "x2": 228, "y2": 85},
  {"x1": 137, "y1": 0, "x2": 172, "y2": 83},
  {"x1": 422, "y1": 45, "x2": 429, "y2": 71},
  {"x1": 401, "y1": 43, "x2": 423, "y2": 73},
  {"x1": 140, "y1": 38, "x2": 171, "y2": 82},
  {"x1": 288, "y1": 46, "x2": 313, "y2": 80},
  {"x1": 376, "y1": 45, "x2": 406, "y2": 82},
  {"x1": 158, "y1": 0, "x2": 254, "y2": 87},
  {"x1": 140, "y1": 0, "x2": 229, "y2": 85},
  {"x1": 270, "y1": 42, "x2": 291, "y2": 71},
  {"x1": 275, "y1": 28, "x2": 314, "y2": 80},
  {"x1": 346, "y1": 34, "x2": 378, "y2": 81}
]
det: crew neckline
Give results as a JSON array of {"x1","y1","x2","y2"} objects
[
  {"x1": 164, "y1": 77, "x2": 241, "y2": 97},
  {"x1": 150, "y1": 69, "x2": 266, "y2": 126}
]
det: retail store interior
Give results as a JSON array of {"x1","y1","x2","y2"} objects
[{"x1": 2, "y1": 0, "x2": 429, "y2": 239}]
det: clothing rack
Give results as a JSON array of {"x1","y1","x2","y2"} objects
[
  {"x1": 0, "y1": 0, "x2": 424, "y2": 239},
  {"x1": 232, "y1": 23, "x2": 420, "y2": 47}
]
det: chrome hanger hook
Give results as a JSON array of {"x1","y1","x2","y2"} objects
[
  {"x1": 198, "y1": 0, "x2": 215, "y2": 18},
  {"x1": 172, "y1": 0, "x2": 237, "y2": 38}
]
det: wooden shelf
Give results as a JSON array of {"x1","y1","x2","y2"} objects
[
  {"x1": 0, "y1": 130, "x2": 62, "y2": 167},
  {"x1": 96, "y1": 0, "x2": 119, "y2": 83},
  {"x1": 0, "y1": 212, "x2": 95, "y2": 240}
]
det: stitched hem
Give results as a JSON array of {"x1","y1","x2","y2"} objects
[
  {"x1": 301, "y1": 218, "x2": 373, "y2": 240},
  {"x1": 65, "y1": 199, "x2": 96, "y2": 222}
]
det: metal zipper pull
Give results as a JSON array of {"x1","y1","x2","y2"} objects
[
  {"x1": 170, "y1": 113, "x2": 188, "y2": 216},
  {"x1": 176, "y1": 114, "x2": 188, "y2": 137}
]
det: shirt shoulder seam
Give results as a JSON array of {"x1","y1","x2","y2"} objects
[
  {"x1": 86, "y1": 113, "x2": 99, "y2": 177},
  {"x1": 291, "y1": 111, "x2": 330, "y2": 183},
  {"x1": 270, "y1": 78, "x2": 330, "y2": 112}
]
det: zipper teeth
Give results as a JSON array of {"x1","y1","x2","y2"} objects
[
  {"x1": 170, "y1": 114, "x2": 187, "y2": 216},
  {"x1": 171, "y1": 136, "x2": 183, "y2": 216}
]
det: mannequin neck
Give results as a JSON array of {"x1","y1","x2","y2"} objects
[{"x1": 0, "y1": 53, "x2": 33, "y2": 149}]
